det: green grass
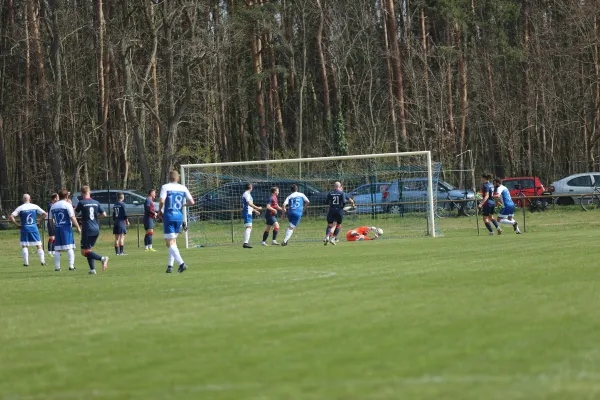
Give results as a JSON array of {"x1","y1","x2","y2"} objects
[{"x1": 1, "y1": 210, "x2": 600, "y2": 399}]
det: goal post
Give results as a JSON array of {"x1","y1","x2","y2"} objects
[{"x1": 181, "y1": 151, "x2": 441, "y2": 248}]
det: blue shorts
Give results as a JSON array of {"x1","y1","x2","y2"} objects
[
  {"x1": 144, "y1": 218, "x2": 155, "y2": 230},
  {"x1": 47, "y1": 221, "x2": 55, "y2": 236},
  {"x1": 54, "y1": 228, "x2": 75, "y2": 251},
  {"x1": 243, "y1": 213, "x2": 253, "y2": 226},
  {"x1": 20, "y1": 230, "x2": 41, "y2": 246},
  {"x1": 482, "y1": 205, "x2": 496, "y2": 217},
  {"x1": 80, "y1": 232, "x2": 98, "y2": 250},
  {"x1": 499, "y1": 205, "x2": 515, "y2": 218},
  {"x1": 113, "y1": 222, "x2": 127, "y2": 235},
  {"x1": 265, "y1": 214, "x2": 278, "y2": 226},
  {"x1": 327, "y1": 209, "x2": 343, "y2": 225},
  {"x1": 163, "y1": 219, "x2": 182, "y2": 239},
  {"x1": 288, "y1": 213, "x2": 302, "y2": 228}
]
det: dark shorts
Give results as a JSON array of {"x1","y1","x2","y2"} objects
[
  {"x1": 81, "y1": 232, "x2": 99, "y2": 250},
  {"x1": 266, "y1": 214, "x2": 278, "y2": 226},
  {"x1": 144, "y1": 218, "x2": 155, "y2": 230},
  {"x1": 482, "y1": 205, "x2": 496, "y2": 217},
  {"x1": 327, "y1": 209, "x2": 344, "y2": 225},
  {"x1": 113, "y1": 222, "x2": 127, "y2": 235},
  {"x1": 47, "y1": 221, "x2": 55, "y2": 236}
]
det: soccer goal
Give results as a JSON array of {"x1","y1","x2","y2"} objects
[{"x1": 181, "y1": 152, "x2": 442, "y2": 248}]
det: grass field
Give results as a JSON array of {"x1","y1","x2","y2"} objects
[{"x1": 1, "y1": 210, "x2": 600, "y2": 400}]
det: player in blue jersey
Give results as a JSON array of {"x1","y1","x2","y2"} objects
[
  {"x1": 281, "y1": 184, "x2": 310, "y2": 246},
  {"x1": 158, "y1": 170, "x2": 195, "y2": 273},
  {"x1": 112, "y1": 193, "x2": 129, "y2": 255},
  {"x1": 493, "y1": 178, "x2": 522, "y2": 234},
  {"x1": 50, "y1": 189, "x2": 82, "y2": 271},
  {"x1": 241, "y1": 183, "x2": 262, "y2": 249},
  {"x1": 75, "y1": 186, "x2": 109, "y2": 274},
  {"x1": 324, "y1": 181, "x2": 354, "y2": 245},
  {"x1": 477, "y1": 174, "x2": 502, "y2": 235},
  {"x1": 9, "y1": 194, "x2": 48, "y2": 267},
  {"x1": 46, "y1": 193, "x2": 59, "y2": 256},
  {"x1": 261, "y1": 187, "x2": 283, "y2": 246},
  {"x1": 144, "y1": 189, "x2": 158, "y2": 251}
]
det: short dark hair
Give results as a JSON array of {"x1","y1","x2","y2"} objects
[
  {"x1": 270, "y1": 187, "x2": 278, "y2": 194},
  {"x1": 50, "y1": 193, "x2": 59, "y2": 201},
  {"x1": 246, "y1": 183, "x2": 252, "y2": 190},
  {"x1": 291, "y1": 184, "x2": 298, "y2": 192},
  {"x1": 482, "y1": 173, "x2": 492, "y2": 180},
  {"x1": 493, "y1": 178, "x2": 502, "y2": 185},
  {"x1": 148, "y1": 188, "x2": 156, "y2": 195},
  {"x1": 58, "y1": 189, "x2": 69, "y2": 200}
]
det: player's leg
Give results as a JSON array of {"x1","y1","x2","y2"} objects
[
  {"x1": 243, "y1": 214, "x2": 253, "y2": 248},
  {"x1": 114, "y1": 230, "x2": 120, "y2": 255},
  {"x1": 119, "y1": 226, "x2": 126, "y2": 255},
  {"x1": 272, "y1": 221, "x2": 280, "y2": 245},
  {"x1": 262, "y1": 223, "x2": 272, "y2": 246},
  {"x1": 21, "y1": 245, "x2": 29, "y2": 266},
  {"x1": 482, "y1": 212, "x2": 494, "y2": 235},
  {"x1": 36, "y1": 244, "x2": 46, "y2": 265},
  {"x1": 330, "y1": 214, "x2": 342, "y2": 245},
  {"x1": 47, "y1": 221, "x2": 55, "y2": 256},
  {"x1": 283, "y1": 215, "x2": 300, "y2": 245},
  {"x1": 163, "y1": 221, "x2": 176, "y2": 272},
  {"x1": 164, "y1": 221, "x2": 187, "y2": 272}
]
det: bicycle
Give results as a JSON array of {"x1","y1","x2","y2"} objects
[
  {"x1": 580, "y1": 186, "x2": 600, "y2": 211},
  {"x1": 514, "y1": 184, "x2": 549, "y2": 212},
  {"x1": 436, "y1": 192, "x2": 476, "y2": 218}
]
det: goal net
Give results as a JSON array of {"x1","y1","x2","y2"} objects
[{"x1": 181, "y1": 152, "x2": 441, "y2": 248}]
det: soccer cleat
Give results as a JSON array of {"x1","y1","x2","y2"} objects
[
  {"x1": 243, "y1": 243, "x2": 252, "y2": 249},
  {"x1": 329, "y1": 237, "x2": 336, "y2": 246},
  {"x1": 145, "y1": 248, "x2": 150, "y2": 252},
  {"x1": 489, "y1": 232, "x2": 494, "y2": 236},
  {"x1": 177, "y1": 264, "x2": 187, "y2": 273},
  {"x1": 497, "y1": 230, "x2": 503, "y2": 235},
  {"x1": 281, "y1": 241, "x2": 288, "y2": 247},
  {"x1": 54, "y1": 268, "x2": 61, "y2": 272},
  {"x1": 166, "y1": 266, "x2": 173, "y2": 273},
  {"x1": 261, "y1": 242, "x2": 268, "y2": 246},
  {"x1": 69, "y1": 267, "x2": 76, "y2": 271},
  {"x1": 323, "y1": 238, "x2": 329, "y2": 246},
  {"x1": 41, "y1": 262, "x2": 47, "y2": 266},
  {"x1": 149, "y1": 248, "x2": 157, "y2": 252},
  {"x1": 89, "y1": 269, "x2": 97, "y2": 275},
  {"x1": 120, "y1": 253, "x2": 127, "y2": 256},
  {"x1": 23, "y1": 264, "x2": 29, "y2": 267},
  {"x1": 101, "y1": 256, "x2": 109, "y2": 272},
  {"x1": 272, "y1": 241, "x2": 280, "y2": 246}
]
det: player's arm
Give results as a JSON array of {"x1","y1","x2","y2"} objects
[
  {"x1": 68, "y1": 205, "x2": 81, "y2": 234},
  {"x1": 479, "y1": 188, "x2": 489, "y2": 208},
  {"x1": 303, "y1": 194, "x2": 310, "y2": 212},
  {"x1": 9, "y1": 210, "x2": 21, "y2": 228},
  {"x1": 345, "y1": 192, "x2": 355, "y2": 206},
  {"x1": 282, "y1": 196, "x2": 290, "y2": 214},
  {"x1": 98, "y1": 205, "x2": 107, "y2": 218}
]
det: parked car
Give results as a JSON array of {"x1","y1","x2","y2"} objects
[
  {"x1": 348, "y1": 182, "x2": 391, "y2": 214},
  {"x1": 502, "y1": 176, "x2": 548, "y2": 207},
  {"x1": 382, "y1": 178, "x2": 476, "y2": 215},
  {"x1": 550, "y1": 173, "x2": 600, "y2": 206},
  {"x1": 71, "y1": 190, "x2": 159, "y2": 217},
  {"x1": 195, "y1": 180, "x2": 329, "y2": 220}
]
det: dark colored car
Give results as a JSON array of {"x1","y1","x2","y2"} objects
[{"x1": 195, "y1": 180, "x2": 329, "y2": 220}]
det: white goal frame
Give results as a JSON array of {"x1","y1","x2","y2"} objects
[{"x1": 180, "y1": 151, "x2": 437, "y2": 248}]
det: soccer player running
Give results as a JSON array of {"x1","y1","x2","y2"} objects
[
  {"x1": 50, "y1": 189, "x2": 81, "y2": 271},
  {"x1": 158, "y1": 170, "x2": 195, "y2": 273},
  {"x1": 346, "y1": 226, "x2": 380, "y2": 242},
  {"x1": 281, "y1": 184, "x2": 310, "y2": 246},
  {"x1": 261, "y1": 187, "x2": 283, "y2": 246},
  {"x1": 75, "y1": 186, "x2": 109, "y2": 274},
  {"x1": 477, "y1": 174, "x2": 502, "y2": 235},
  {"x1": 324, "y1": 181, "x2": 354, "y2": 245},
  {"x1": 493, "y1": 178, "x2": 522, "y2": 234},
  {"x1": 47, "y1": 193, "x2": 59, "y2": 257},
  {"x1": 144, "y1": 189, "x2": 158, "y2": 251},
  {"x1": 241, "y1": 183, "x2": 262, "y2": 249},
  {"x1": 9, "y1": 194, "x2": 48, "y2": 267},
  {"x1": 112, "y1": 193, "x2": 129, "y2": 255}
]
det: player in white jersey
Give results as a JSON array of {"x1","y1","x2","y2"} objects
[
  {"x1": 9, "y1": 194, "x2": 48, "y2": 267},
  {"x1": 281, "y1": 184, "x2": 310, "y2": 246},
  {"x1": 493, "y1": 178, "x2": 522, "y2": 234},
  {"x1": 241, "y1": 183, "x2": 262, "y2": 249},
  {"x1": 158, "y1": 170, "x2": 195, "y2": 273},
  {"x1": 50, "y1": 189, "x2": 82, "y2": 271}
]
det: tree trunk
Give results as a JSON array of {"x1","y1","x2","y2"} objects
[
  {"x1": 315, "y1": 0, "x2": 332, "y2": 132},
  {"x1": 95, "y1": 0, "x2": 108, "y2": 182},
  {"x1": 268, "y1": 33, "x2": 286, "y2": 151},
  {"x1": 382, "y1": 5, "x2": 399, "y2": 154},
  {"x1": 251, "y1": 31, "x2": 268, "y2": 159},
  {"x1": 456, "y1": 23, "x2": 468, "y2": 186}
]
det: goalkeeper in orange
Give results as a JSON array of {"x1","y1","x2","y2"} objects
[{"x1": 345, "y1": 226, "x2": 383, "y2": 241}]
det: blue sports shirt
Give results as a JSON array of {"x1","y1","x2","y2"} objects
[{"x1": 76, "y1": 199, "x2": 104, "y2": 235}]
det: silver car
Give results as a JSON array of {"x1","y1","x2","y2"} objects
[
  {"x1": 550, "y1": 173, "x2": 600, "y2": 206},
  {"x1": 71, "y1": 190, "x2": 159, "y2": 216}
]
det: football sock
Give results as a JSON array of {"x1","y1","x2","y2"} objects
[
  {"x1": 500, "y1": 219, "x2": 516, "y2": 225},
  {"x1": 272, "y1": 228, "x2": 278, "y2": 241},
  {"x1": 144, "y1": 235, "x2": 149, "y2": 247},
  {"x1": 22, "y1": 248, "x2": 29, "y2": 265},
  {"x1": 48, "y1": 239, "x2": 53, "y2": 253},
  {"x1": 37, "y1": 249, "x2": 45, "y2": 264},
  {"x1": 262, "y1": 231, "x2": 269, "y2": 242},
  {"x1": 119, "y1": 245, "x2": 124, "y2": 254},
  {"x1": 115, "y1": 246, "x2": 119, "y2": 255},
  {"x1": 244, "y1": 227, "x2": 251, "y2": 244},
  {"x1": 169, "y1": 245, "x2": 184, "y2": 265},
  {"x1": 67, "y1": 249, "x2": 75, "y2": 268},
  {"x1": 485, "y1": 222, "x2": 493, "y2": 233},
  {"x1": 87, "y1": 251, "x2": 102, "y2": 261},
  {"x1": 88, "y1": 258, "x2": 95, "y2": 270},
  {"x1": 284, "y1": 228, "x2": 293, "y2": 242},
  {"x1": 54, "y1": 252, "x2": 61, "y2": 269},
  {"x1": 148, "y1": 233, "x2": 153, "y2": 247},
  {"x1": 333, "y1": 227, "x2": 340, "y2": 238},
  {"x1": 168, "y1": 254, "x2": 175, "y2": 267},
  {"x1": 325, "y1": 226, "x2": 332, "y2": 238},
  {"x1": 492, "y1": 219, "x2": 500, "y2": 229}
]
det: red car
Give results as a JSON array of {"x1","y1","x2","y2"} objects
[{"x1": 501, "y1": 177, "x2": 547, "y2": 207}]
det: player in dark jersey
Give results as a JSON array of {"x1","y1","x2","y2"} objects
[
  {"x1": 47, "y1": 193, "x2": 59, "y2": 257},
  {"x1": 144, "y1": 189, "x2": 158, "y2": 251},
  {"x1": 262, "y1": 187, "x2": 283, "y2": 246},
  {"x1": 112, "y1": 193, "x2": 129, "y2": 255},
  {"x1": 324, "y1": 181, "x2": 354, "y2": 245},
  {"x1": 477, "y1": 174, "x2": 502, "y2": 235},
  {"x1": 75, "y1": 186, "x2": 109, "y2": 274}
]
